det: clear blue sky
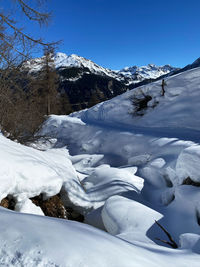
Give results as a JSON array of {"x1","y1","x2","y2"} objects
[{"x1": 10, "y1": 0, "x2": 200, "y2": 69}]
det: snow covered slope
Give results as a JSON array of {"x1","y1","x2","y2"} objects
[
  {"x1": 0, "y1": 123, "x2": 199, "y2": 266},
  {"x1": 39, "y1": 65, "x2": 200, "y2": 265},
  {"x1": 0, "y1": 131, "x2": 199, "y2": 266},
  {"x1": 1, "y1": 206, "x2": 199, "y2": 267},
  {"x1": 1, "y1": 65, "x2": 200, "y2": 266},
  {"x1": 74, "y1": 66, "x2": 200, "y2": 131}
]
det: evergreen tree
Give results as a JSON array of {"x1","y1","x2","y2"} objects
[{"x1": 33, "y1": 46, "x2": 59, "y2": 116}]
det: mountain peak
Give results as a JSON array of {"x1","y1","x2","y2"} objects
[
  {"x1": 118, "y1": 63, "x2": 177, "y2": 82},
  {"x1": 147, "y1": 63, "x2": 156, "y2": 67}
]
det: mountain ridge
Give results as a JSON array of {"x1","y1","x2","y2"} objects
[
  {"x1": 22, "y1": 53, "x2": 200, "y2": 113},
  {"x1": 23, "y1": 52, "x2": 178, "y2": 85}
]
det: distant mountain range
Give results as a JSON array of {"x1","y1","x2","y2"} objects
[
  {"x1": 23, "y1": 52, "x2": 178, "y2": 85},
  {"x1": 23, "y1": 53, "x2": 200, "y2": 113}
]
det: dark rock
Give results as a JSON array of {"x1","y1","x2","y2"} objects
[
  {"x1": 31, "y1": 194, "x2": 68, "y2": 219},
  {"x1": 66, "y1": 207, "x2": 84, "y2": 222},
  {"x1": 59, "y1": 70, "x2": 128, "y2": 111},
  {"x1": 0, "y1": 196, "x2": 15, "y2": 210},
  {"x1": 31, "y1": 194, "x2": 84, "y2": 222},
  {"x1": 182, "y1": 177, "x2": 200, "y2": 187}
]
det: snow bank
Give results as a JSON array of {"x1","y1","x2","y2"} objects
[
  {"x1": 102, "y1": 195, "x2": 162, "y2": 243},
  {"x1": 176, "y1": 145, "x2": 200, "y2": 183},
  {"x1": 0, "y1": 134, "x2": 78, "y2": 212},
  {"x1": 0, "y1": 207, "x2": 199, "y2": 267},
  {"x1": 61, "y1": 164, "x2": 143, "y2": 213},
  {"x1": 180, "y1": 233, "x2": 200, "y2": 251}
]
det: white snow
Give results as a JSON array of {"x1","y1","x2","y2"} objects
[
  {"x1": 15, "y1": 198, "x2": 44, "y2": 216},
  {"x1": 38, "y1": 65, "x2": 200, "y2": 265},
  {"x1": 102, "y1": 195, "x2": 163, "y2": 243},
  {"x1": 1, "y1": 207, "x2": 199, "y2": 267},
  {"x1": 0, "y1": 133, "x2": 78, "y2": 205},
  {"x1": 1, "y1": 65, "x2": 200, "y2": 265},
  {"x1": 71, "y1": 67, "x2": 200, "y2": 132},
  {"x1": 176, "y1": 145, "x2": 200, "y2": 183}
]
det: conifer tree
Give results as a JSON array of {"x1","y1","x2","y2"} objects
[{"x1": 31, "y1": 46, "x2": 59, "y2": 116}]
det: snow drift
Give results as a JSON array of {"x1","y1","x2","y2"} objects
[{"x1": 1, "y1": 66, "x2": 200, "y2": 266}]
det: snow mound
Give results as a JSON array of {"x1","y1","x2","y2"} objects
[
  {"x1": 176, "y1": 145, "x2": 200, "y2": 183},
  {"x1": 180, "y1": 233, "x2": 200, "y2": 251},
  {"x1": 0, "y1": 207, "x2": 199, "y2": 267},
  {"x1": 61, "y1": 164, "x2": 143, "y2": 213},
  {"x1": 0, "y1": 134, "x2": 78, "y2": 210},
  {"x1": 102, "y1": 195, "x2": 162, "y2": 243},
  {"x1": 15, "y1": 198, "x2": 44, "y2": 216}
]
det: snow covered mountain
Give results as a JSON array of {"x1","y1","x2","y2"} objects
[
  {"x1": 54, "y1": 53, "x2": 178, "y2": 84},
  {"x1": 24, "y1": 52, "x2": 178, "y2": 85},
  {"x1": 21, "y1": 52, "x2": 178, "y2": 112},
  {"x1": 24, "y1": 52, "x2": 120, "y2": 80},
  {"x1": 119, "y1": 63, "x2": 176, "y2": 82}
]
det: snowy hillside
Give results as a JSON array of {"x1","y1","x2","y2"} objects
[
  {"x1": 74, "y1": 66, "x2": 200, "y2": 131},
  {"x1": 1, "y1": 66, "x2": 200, "y2": 266},
  {"x1": 23, "y1": 52, "x2": 177, "y2": 85},
  {"x1": 39, "y1": 66, "x2": 200, "y2": 265}
]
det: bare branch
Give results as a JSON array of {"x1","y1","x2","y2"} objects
[
  {"x1": 16, "y1": 0, "x2": 50, "y2": 25},
  {"x1": 155, "y1": 220, "x2": 178, "y2": 249},
  {"x1": 0, "y1": 13, "x2": 47, "y2": 46}
]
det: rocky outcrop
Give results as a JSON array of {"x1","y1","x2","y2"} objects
[
  {"x1": 31, "y1": 194, "x2": 68, "y2": 219},
  {"x1": 0, "y1": 194, "x2": 84, "y2": 222},
  {"x1": 0, "y1": 197, "x2": 15, "y2": 210},
  {"x1": 31, "y1": 194, "x2": 84, "y2": 222}
]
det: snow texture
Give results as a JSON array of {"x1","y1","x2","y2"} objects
[
  {"x1": 1, "y1": 66, "x2": 200, "y2": 266},
  {"x1": 39, "y1": 66, "x2": 200, "y2": 265}
]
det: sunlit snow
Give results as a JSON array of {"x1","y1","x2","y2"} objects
[{"x1": 1, "y1": 66, "x2": 200, "y2": 266}]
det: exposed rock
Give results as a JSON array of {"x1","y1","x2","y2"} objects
[
  {"x1": 182, "y1": 177, "x2": 200, "y2": 187},
  {"x1": 0, "y1": 194, "x2": 84, "y2": 222},
  {"x1": 31, "y1": 194, "x2": 84, "y2": 222},
  {"x1": 66, "y1": 207, "x2": 84, "y2": 222},
  {"x1": 31, "y1": 194, "x2": 68, "y2": 219},
  {"x1": 0, "y1": 197, "x2": 15, "y2": 210}
]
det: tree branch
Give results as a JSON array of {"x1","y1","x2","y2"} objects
[
  {"x1": 17, "y1": 0, "x2": 50, "y2": 25},
  {"x1": 155, "y1": 220, "x2": 178, "y2": 249}
]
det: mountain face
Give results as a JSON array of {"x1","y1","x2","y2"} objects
[
  {"x1": 118, "y1": 64, "x2": 177, "y2": 83},
  {"x1": 22, "y1": 52, "x2": 178, "y2": 112},
  {"x1": 55, "y1": 53, "x2": 179, "y2": 85}
]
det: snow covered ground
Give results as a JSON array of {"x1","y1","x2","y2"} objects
[{"x1": 1, "y1": 66, "x2": 200, "y2": 266}]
